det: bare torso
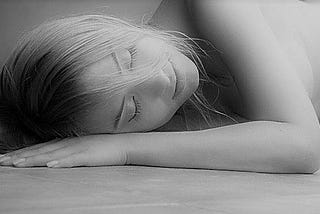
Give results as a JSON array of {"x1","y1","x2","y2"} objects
[{"x1": 150, "y1": 0, "x2": 320, "y2": 130}]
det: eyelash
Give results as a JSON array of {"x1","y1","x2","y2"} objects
[
  {"x1": 128, "y1": 96, "x2": 142, "y2": 122},
  {"x1": 128, "y1": 47, "x2": 137, "y2": 68}
]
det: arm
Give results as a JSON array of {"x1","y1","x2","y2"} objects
[
  {"x1": 127, "y1": 122, "x2": 319, "y2": 174},
  {"x1": 126, "y1": 0, "x2": 320, "y2": 173},
  {"x1": 2, "y1": 1, "x2": 320, "y2": 173},
  {"x1": 2, "y1": 121, "x2": 318, "y2": 173}
]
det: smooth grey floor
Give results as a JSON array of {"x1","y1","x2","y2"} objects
[{"x1": 1, "y1": 166, "x2": 320, "y2": 214}]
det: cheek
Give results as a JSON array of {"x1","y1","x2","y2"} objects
[{"x1": 143, "y1": 100, "x2": 177, "y2": 130}]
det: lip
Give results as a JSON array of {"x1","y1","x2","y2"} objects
[{"x1": 169, "y1": 60, "x2": 185, "y2": 100}]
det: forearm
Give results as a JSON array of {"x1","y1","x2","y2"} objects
[{"x1": 126, "y1": 121, "x2": 320, "y2": 173}]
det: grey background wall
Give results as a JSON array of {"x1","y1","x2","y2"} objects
[{"x1": 0, "y1": 0, "x2": 162, "y2": 66}]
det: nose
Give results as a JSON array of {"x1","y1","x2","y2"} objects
[{"x1": 139, "y1": 65, "x2": 172, "y2": 98}]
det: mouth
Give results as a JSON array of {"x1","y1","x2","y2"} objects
[{"x1": 169, "y1": 59, "x2": 185, "y2": 100}]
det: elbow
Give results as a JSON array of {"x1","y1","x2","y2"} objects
[
  {"x1": 293, "y1": 150, "x2": 320, "y2": 174},
  {"x1": 300, "y1": 144, "x2": 320, "y2": 174},
  {"x1": 293, "y1": 152, "x2": 320, "y2": 174},
  {"x1": 301, "y1": 127, "x2": 320, "y2": 174},
  {"x1": 280, "y1": 148, "x2": 320, "y2": 174},
  {"x1": 287, "y1": 129, "x2": 320, "y2": 174},
  {"x1": 305, "y1": 162, "x2": 320, "y2": 174}
]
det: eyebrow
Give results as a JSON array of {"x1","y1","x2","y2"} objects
[
  {"x1": 111, "y1": 51, "x2": 125, "y2": 131},
  {"x1": 111, "y1": 52, "x2": 124, "y2": 72},
  {"x1": 114, "y1": 96, "x2": 126, "y2": 131}
]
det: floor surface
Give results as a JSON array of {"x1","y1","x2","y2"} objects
[{"x1": 1, "y1": 166, "x2": 320, "y2": 214}]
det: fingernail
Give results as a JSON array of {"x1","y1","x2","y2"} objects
[
  {"x1": 0, "y1": 156, "x2": 11, "y2": 163},
  {"x1": 47, "y1": 161, "x2": 59, "y2": 168},
  {"x1": 13, "y1": 158, "x2": 25, "y2": 166}
]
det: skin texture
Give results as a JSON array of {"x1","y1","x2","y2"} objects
[
  {"x1": 0, "y1": 36, "x2": 200, "y2": 168},
  {"x1": 1, "y1": 0, "x2": 320, "y2": 173},
  {"x1": 82, "y1": 37, "x2": 199, "y2": 134}
]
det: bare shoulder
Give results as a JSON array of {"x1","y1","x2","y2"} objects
[
  {"x1": 188, "y1": 0, "x2": 320, "y2": 117},
  {"x1": 186, "y1": 0, "x2": 320, "y2": 129},
  {"x1": 186, "y1": 0, "x2": 260, "y2": 13}
]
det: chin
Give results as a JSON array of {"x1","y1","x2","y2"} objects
[
  {"x1": 177, "y1": 58, "x2": 199, "y2": 106},
  {"x1": 187, "y1": 59, "x2": 200, "y2": 93}
]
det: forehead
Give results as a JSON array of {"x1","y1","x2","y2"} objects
[
  {"x1": 82, "y1": 51, "x2": 124, "y2": 95},
  {"x1": 81, "y1": 54, "x2": 124, "y2": 134},
  {"x1": 86, "y1": 53, "x2": 119, "y2": 77}
]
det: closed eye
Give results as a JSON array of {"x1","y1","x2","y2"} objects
[
  {"x1": 112, "y1": 49, "x2": 134, "y2": 72},
  {"x1": 128, "y1": 47, "x2": 137, "y2": 69},
  {"x1": 128, "y1": 96, "x2": 142, "y2": 122}
]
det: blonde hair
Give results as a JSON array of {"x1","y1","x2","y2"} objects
[{"x1": 0, "y1": 14, "x2": 237, "y2": 153}]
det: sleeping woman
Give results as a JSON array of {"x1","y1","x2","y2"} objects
[{"x1": 1, "y1": 0, "x2": 320, "y2": 173}]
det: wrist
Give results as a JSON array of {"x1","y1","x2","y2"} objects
[{"x1": 117, "y1": 132, "x2": 144, "y2": 165}]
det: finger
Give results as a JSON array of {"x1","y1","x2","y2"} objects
[
  {"x1": 0, "y1": 140, "x2": 58, "y2": 166},
  {"x1": 12, "y1": 146, "x2": 80, "y2": 167},
  {"x1": 47, "y1": 150, "x2": 128, "y2": 168},
  {"x1": 4, "y1": 142, "x2": 52, "y2": 157},
  {"x1": 46, "y1": 153, "x2": 88, "y2": 168},
  {"x1": 5, "y1": 139, "x2": 61, "y2": 157},
  {"x1": 14, "y1": 139, "x2": 68, "y2": 158},
  {"x1": 0, "y1": 139, "x2": 66, "y2": 166}
]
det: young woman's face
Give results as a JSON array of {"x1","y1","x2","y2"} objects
[{"x1": 83, "y1": 37, "x2": 199, "y2": 133}]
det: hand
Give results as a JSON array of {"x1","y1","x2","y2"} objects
[{"x1": 0, "y1": 134, "x2": 130, "y2": 168}]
